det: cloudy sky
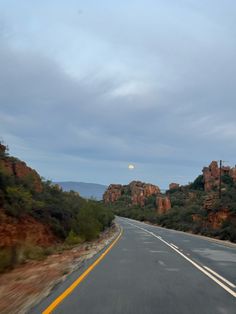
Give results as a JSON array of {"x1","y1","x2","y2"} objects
[{"x1": 0, "y1": 0, "x2": 235, "y2": 188}]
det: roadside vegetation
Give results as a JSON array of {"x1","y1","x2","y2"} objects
[
  {"x1": 106, "y1": 175, "x2": 236, "y2": 243},
  {"x1": 0, "y1": 144, "x2": 114, "y2": 272}
]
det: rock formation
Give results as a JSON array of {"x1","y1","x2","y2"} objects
[
  {"x1": 103, "y1": 184, "x2": 122, "y2": 204},
  {"x1": 103, "y1": 181, "x2": 161, "y2": 208},
  {"x1": 192, "y1": 208, "x2": 233, "y2": 230},
  {"x1": 156, "y1": 196, "x2": 171, "y2": 214},
  {"x1": 203, "y1": 161, "x2": 236, "y2": 192},
  {"x1": 207, "y1": 209, "x2": 231, "y2": 229},
  {"x1": 0, "y1": 157, "x2": 42, "y2": 193},
  {"x1": 129, "y1": 181, "x2": 160, "y2": 207},
  {"x1": 202, "y1": 161, "x2": 220, "y2": 192}
]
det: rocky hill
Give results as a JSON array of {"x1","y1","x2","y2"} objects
[
  {"x1": 103, "y1": 181, "x2": 171, "y2": 214},
  {"x1": 0, "y1": 144, "x2": 42, "y2": 193},
  {"x1": 0, "y1": 142, "x2": 114, "y2": 272},
  {"x1": 103, "y1": 161, "x2": 236, "y2": 242},
  {"x1": 203, "y1": 161, "x2": 236, "y2": 192}
]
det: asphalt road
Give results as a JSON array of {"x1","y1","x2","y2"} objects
[{"x1": 31, "y1": 217, "x2": 236, "y2": 314}]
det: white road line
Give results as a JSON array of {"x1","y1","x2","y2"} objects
[
  {"x1": 170, "y1": 243, "x2": 179, "y2": 249},
  {"x1": 166, "y1": 268, "x2": 179, "y2": 272},
  {"x1": 203, "y1": 266, "x2": 236, "y2": 288},
  {"x1": 124, "y1": 220, "x2": 236, "y2": 298},
  {"x1": 149, "y1": 250, "x2": 167, "y2": 253}
]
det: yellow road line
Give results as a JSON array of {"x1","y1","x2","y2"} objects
[{"x1": 42, "y1": 228, "x2": 123, "y2": 314}]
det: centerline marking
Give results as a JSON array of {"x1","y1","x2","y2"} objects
[
  {"x1": 170, "y1": 243, "x2": 179, "y2": 249},
  {"x1": 203, "y1": 266, "x2": 236, "y2": 288}
]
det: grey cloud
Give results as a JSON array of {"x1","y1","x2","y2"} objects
[{"x1": 0, "y1": 1, "x2": 236, "y2": 187}]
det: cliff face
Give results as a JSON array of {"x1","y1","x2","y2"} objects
[
  {"x1": 129, "y1": 181, "x2": 160, "y2": 207},
  {"x1": 0, "y1": 158, "x2": 42, "y2": 193},
  {"x1": 103, "y1": 184, "x2": 123, "y2": 204},
  {"x1": 103, "y1": 181, "x2": 165, "y2": 208},
  {"x1": 203, "y1": 161, "x2": 236, "y2": 192}
]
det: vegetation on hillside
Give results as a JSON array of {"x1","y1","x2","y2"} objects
[
  {"x1": 0, "y1": 143, "x2": 114, "y2": 272},
  {"x1": 106, "y1": 175, "x2": 236, "y2": 242}
]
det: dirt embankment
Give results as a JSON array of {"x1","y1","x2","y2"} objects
[
  {"x1": 0, "y1": 211, "x2": 57, "y2": 248},
  {"x1": 0, "y1": 224, "x2": 119, "y2": 314}
]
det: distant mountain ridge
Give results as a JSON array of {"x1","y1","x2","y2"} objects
[{"x1": 55, "y1": 182, "x2": 107, "y2": 200}]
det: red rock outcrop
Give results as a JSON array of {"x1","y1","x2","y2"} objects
[
  {"x1": 103, "y1": 181, "x2": 160, "y2": 207},
  {"x1": 0, "y1": 159, "x2": 42, "y2": 192},
  {"x1": 203, "y1": 161, "x2": 236, "y2": 192},
  {"x1": 0, "y1": 211, "x2": 56, "y2": 248},
  {"x1": 192, "y1": 209, "x2": 233, "y2": 230},
  {"x1": 202, "y1": 161, "x2": 220, "y2": 192},
  {"x1": 207, "y1": 209, "x2": 231, "y2": 229},
  {"x1": 156, "y1": 196, "x2": 171, "y2": 214},
  {"x1": 129, "y1": 181, "x2": 160, "y2": 207},
  {"x1": 169, "y1": 183, "x2": 180, "y2": 190},
  {"x1": 103, "y1": 184, "x2": 122, "y2": 204}
]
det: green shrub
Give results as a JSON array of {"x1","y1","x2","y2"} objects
[
  {"x1": 5, "y1": 186, "x2": 33, "y2": 217},
  {"x1": 222, "y1": 174, "x2": 234, "y2": 187},
  {"x1": 189, "y1": 175, "x2": 204, "y2": 190},
  {"x1": 65, "y1": 230, "x2": 84, "y2": 245},
  {"x1": 77, "y1": 205, "x2": 102, "y2": 241}
]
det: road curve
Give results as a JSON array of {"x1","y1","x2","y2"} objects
[{"x1": 31, "y1": 217, "x2": 236, "y2": 314}]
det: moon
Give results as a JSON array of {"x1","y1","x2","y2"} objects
[{"x1": 128, "y1": 164, "x2": 135, "y2": 170}]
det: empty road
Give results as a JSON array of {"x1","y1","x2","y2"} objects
[{"x1": 31, "y1": 217, "x2": 236, "y2": 314}]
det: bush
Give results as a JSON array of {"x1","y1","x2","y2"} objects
[
  {"x1": 5, "y1": 186, "x2": 33, "y2": 217},
  {"x1": 219, "y1": 221, "x2": 236, "y2": 242},
  {"x1": 65, "y1": 230, "x2": 84, "y2": 245},
  {"x1": 222, "y1": 174, "x2": 234, "y2": 187},
  {"x1": 189, "y1": 175, "x2": 204, "y2": 190},
  {"x1": 77, "y1": 205, "x2": 102, "y2": 241}
]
